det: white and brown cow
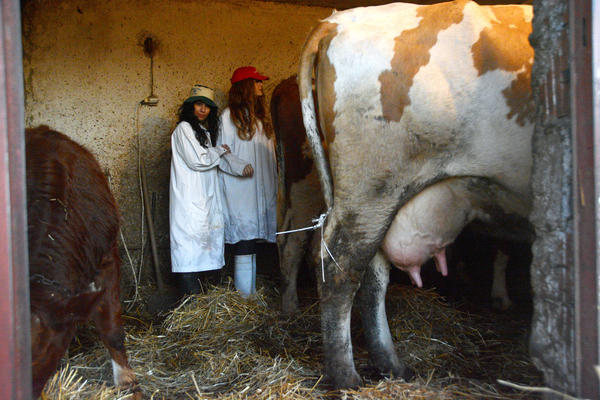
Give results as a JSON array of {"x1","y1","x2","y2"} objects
[
  {"x1": 272, "y1": 76, "x2": 530, "y2": 315},
  {"x1": 298, "y1": 0, "x2": 534, "y2": 389}
]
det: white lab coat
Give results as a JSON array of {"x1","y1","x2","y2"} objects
[
  {"x1": 169, "y1": 121, "x2": 248, "y2": 273},
  {"x1": 218, "y1": 108, "x2": 278, "y2": 244}
]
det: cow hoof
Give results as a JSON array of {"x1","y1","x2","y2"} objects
[
  {"x1": 492, "y1": 296, "x2": 512, "y2": 311},
  {"x1": 281, "y1": 301, "x2": 300, "y2": 316},
  {"x1": 379, "y1": 363, "x2": 415, "y2": 382},
  {"x1": 400, "y1": 365, "x2": 415, "y2": 382},
  {"x1": 126, "y1": 383, "x2": 142, "y2": 400},
  {"x1": 329, "y1": 370, "x2": 363, "y2": 390}
]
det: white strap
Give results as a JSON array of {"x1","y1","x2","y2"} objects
[{"x1": 276, "y1": 209, "x2": 340, "y2": 282}]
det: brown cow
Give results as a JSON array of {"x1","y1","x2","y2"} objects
[
  {"x1": 27, "y1": 126, "x2": 140, "y2": 398},
  {"x1": 272, "y1": 75, "x2": 325, "y2": 315}
]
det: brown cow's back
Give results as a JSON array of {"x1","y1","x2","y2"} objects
[
  {"x1": 27, "y1": 126, "x2": 119, "y2": 295},
  {"x1": 26, "y1": 126, "x2": 139, "y2": 398}
]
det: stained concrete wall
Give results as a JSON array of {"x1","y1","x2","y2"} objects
[{"x1": 21, "y1": 0, "x2": 332, "y2": 286}]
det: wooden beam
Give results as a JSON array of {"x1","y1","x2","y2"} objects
[
  {"x1": 255, "y1": 0, "x2": 532, "y2": 11},
  {"x1": 570, "y1": 0, "x2": 599, "y2": 398},
  {"x1": 0, "y1": 1, "x2": 31, "y2": 399}
]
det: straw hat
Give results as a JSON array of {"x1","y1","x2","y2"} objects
[{"x1": 184, "y1": 84, "x2": 217, "y2": 107}]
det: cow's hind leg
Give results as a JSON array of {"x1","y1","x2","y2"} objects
[
  {"x1": 319, "y1": 272, "x2": 362, "y2": 389},
  {"x1": 31, "y1": 320, "x2": 78, "y2": 398},
  {"x1": 91, "y1": 246, "x2": 141, "y2": 398},
  {"x1": 317, "y1": 208, "x2": 381, "y2": 389},
  {"x1": 357, "y1": 250, "x2": 411, "y2": 379},
  {"x1": 491, "y1": 249, "x2": 512, "y2": 310},
  {"x1": 277, "y1": 213, "x2": 310, "y2": 315}
]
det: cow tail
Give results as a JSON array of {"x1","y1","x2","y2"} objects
[
  {"x1": 298, "y1": 21, "x2": 335, "y2": 210},
  {"x1": 271, "y1": 86, "x2": 287, "y2": 229}
]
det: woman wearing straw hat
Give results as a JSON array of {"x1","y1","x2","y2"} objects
[
  {"x1": 170, "y1": 84, "x2": 253, "y2": 296},
  {"x1": 218, "y1": 66, "x2": 277, "y2": 298}
]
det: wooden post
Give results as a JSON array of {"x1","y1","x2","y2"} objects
[
  {"x1": 0, "y1": 1, "x2": 32, "y2": 399},
  {"x1": 570, "y1": 0, "x2": 599, "y2": 398}
]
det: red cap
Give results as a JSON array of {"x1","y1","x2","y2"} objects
[{"x1": 230, "y1": 66, "x2": 269, "y2": 84}]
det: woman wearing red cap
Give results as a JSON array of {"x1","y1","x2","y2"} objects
[
  {"x1": 218, "y1": 66, "x2": 277, "y2": 298},
  {"x1": 170, "y1": 84, "x2": 252, "y2": 297}
]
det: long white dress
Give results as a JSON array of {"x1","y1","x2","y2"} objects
[
  {"x1": 218, "y1": 108, "x2": 278, "y2": 244},
  {"x1": 169, "y1": 121, "x2": 247, "y2": 273}
]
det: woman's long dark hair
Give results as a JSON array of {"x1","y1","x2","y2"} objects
[
  {"x1": 177, "y1": 101, "x2": 220, "y2": 147},
  {"x1": 228, "y1": 79, "x2": 273, "y2": 140}
]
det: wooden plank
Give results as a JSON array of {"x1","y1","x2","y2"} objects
[
  {"x1": 570, "y1": 0, "x2": 599, "y2": 398},
  {"x1": 256, "y1": 0, "x2": 532, "y2": 10},
  {"x1": 0, "y1": 0, "x2": 31, "y2": 399}
]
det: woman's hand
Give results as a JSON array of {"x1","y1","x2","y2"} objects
[
  {"x1": 221, "y1": 144, "x2": 231, "y2": 154},
  {"x1": 242, "y1": 164, "x2": 254, "y2": 177}
]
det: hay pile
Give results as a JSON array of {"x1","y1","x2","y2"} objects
[{"x1": 41, "y1": 279, "x2": 542, "y2": 399}]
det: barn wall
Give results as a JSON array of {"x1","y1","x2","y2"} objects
[
  {"x1": 529, "y1": 0, "x2": 576, "y2": 395},
  {"x1": 21, "y1": 0, "x2": 332, "y2": 285}
]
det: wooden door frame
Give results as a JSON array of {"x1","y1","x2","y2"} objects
[
  {"x1": 571, "y1": 0, "x2": 599, "y2": 398},
  {"x1": 0, "y1": 1, "x2": 31, "y2": 399},
  {"x1": 0, "y1": 1, "x2": 597, "y2": 399}
]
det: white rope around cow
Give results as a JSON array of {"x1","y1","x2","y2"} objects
[{"x1": 276, "y1": 209, "x2": 340, "y2": 282}]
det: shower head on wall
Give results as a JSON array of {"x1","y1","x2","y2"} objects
[
  {"x1": 141, "y1": 35, "x2": 159, "y2": 106},
  {"x1": 143, "y1": 37, "x2": 156, "y2": 58}
]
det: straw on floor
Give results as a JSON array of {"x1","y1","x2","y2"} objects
[{"x1": 41, "y1": 278, "x2": 542, "y2": 399}]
